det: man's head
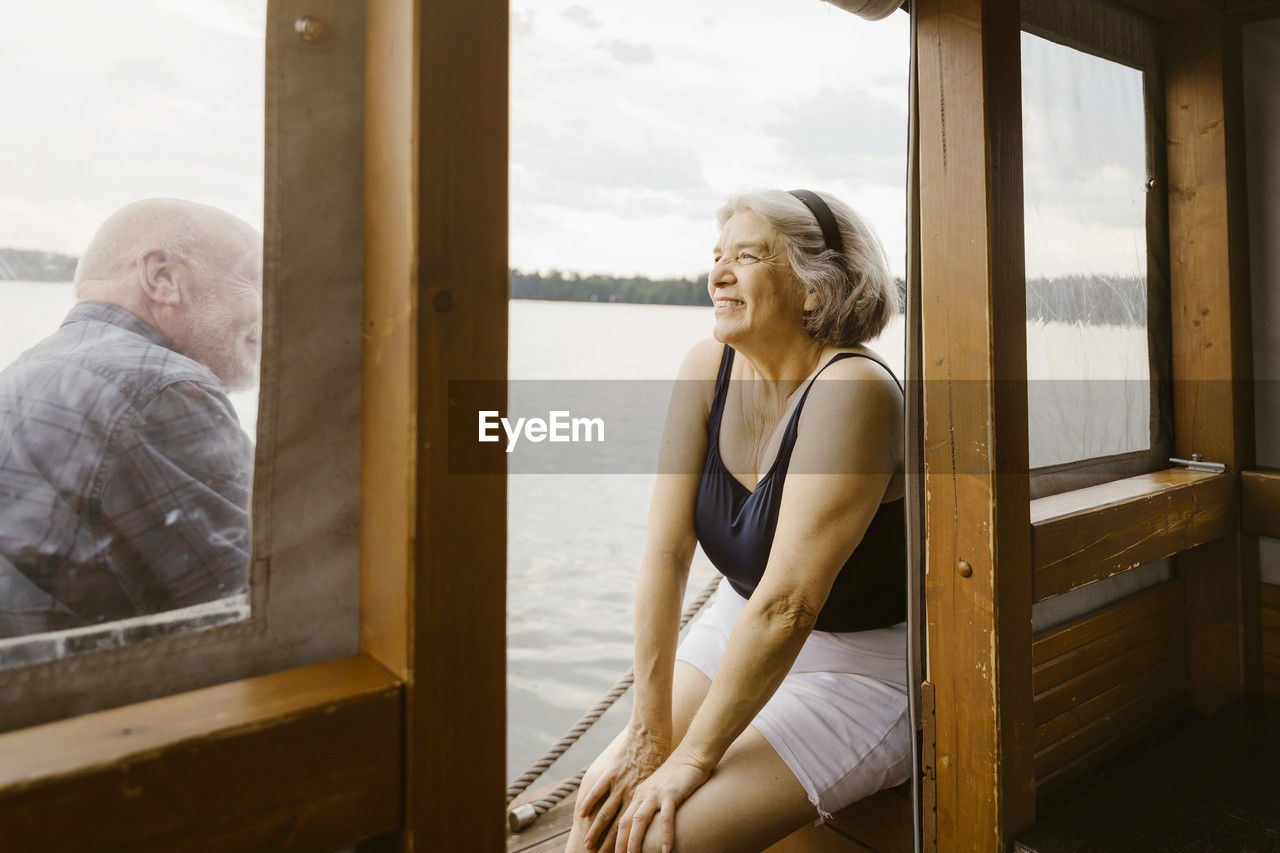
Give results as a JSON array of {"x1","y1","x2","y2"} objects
[{"x1": 75, "y1": 199, "x2": 262, "y2": 391}]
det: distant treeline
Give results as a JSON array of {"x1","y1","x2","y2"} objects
[
  {"x1": 2, "y1": 248, "x2": 1145, "y2": 327},
  {"x1": 1026, "y1": 275, "x2": 1146, "y2": 326},
  {"x1": 511, "y1": 269, "x2": 918, "y2": 310},
  {"x1": 0, "y1": 248, "x2": 77, "y2": 282},
  {"x1": 513, "y1": 271, "x2": 1147, "y2": 325},
  {"x1": 511, "y1": 269, "x2": 714, "y2": 306}
]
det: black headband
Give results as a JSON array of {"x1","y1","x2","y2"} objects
[{"x1": 789, "y1": 189, "x2": 844, "y2": 257}]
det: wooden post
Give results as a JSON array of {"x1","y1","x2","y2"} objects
[
  {"x1": 1165, "y1": 14, "x2": 1257, "y2": 713},
  {"x1": 363, "y1": 0, "x2": 509, "y2": 848},
  {"x1": 915, "y1": 0, "x2": 1036, "y2": 848}
]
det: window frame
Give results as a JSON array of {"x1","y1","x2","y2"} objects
[
  {"x1": 2, "y1": 0, "x2": 511, "y2": 846},
  {"x1": 1020, "y1": 0, "x2": 1176, "y2": 500},
  {"x1": 0, "y1": 0, "x2": 366, "y2": 731}
]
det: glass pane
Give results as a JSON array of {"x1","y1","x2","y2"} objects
[
  {"x1": 507, "y1": 0, "x2": 909, "y2": 794},
  {"x1": 0, "y1": 1, "x2": 265, "y2": 664},
  {"x1": 1022, "y1": 32, "x2": 1151, "y2": 469}
]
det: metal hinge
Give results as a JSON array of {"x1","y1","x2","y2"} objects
[
  {"x1": 1170, "y1": 452, "x2": 1228, "y2": 473},
  {"x1": 920, "y1": 680, "x2": 937, "y2": 853}
]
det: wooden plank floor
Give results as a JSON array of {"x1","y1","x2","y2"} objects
[
  {"x1": 1014, "y1": 695, "x2": 1280, "y2": 852},
  {"x1": 507, "y1": 782, "x2": 574, "y2": 853}
]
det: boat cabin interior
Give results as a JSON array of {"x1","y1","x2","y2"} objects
[{"x1": 0, "y1": 0, "x2": 1277, "y2": 850}]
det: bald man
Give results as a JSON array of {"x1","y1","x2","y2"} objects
[{"x1": 0, "y1": 199, "x2": 261, "y2": 638}]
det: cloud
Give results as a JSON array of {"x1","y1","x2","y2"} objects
[
  {"x1": 561, "y1": 5, "x2": 600, "y2": 30},
  {"x1": 1020, "y1": 30, "x2": 1148, "y2": 277},
  {"x1": 515, "y1": 121, "x2": 707, "y2": 197},
  {"x1": 762, "y1": 87, "x2": 907, "y2": 187},
  {"x1": 603, "y1": 40, "x2": 655, "y2": 65},
  {"x1": 513, "y1": 9, "x2": 536, "y2": 38},
  {"x1": 148, "y1": 0, "x2": 264, "y2": 39}
]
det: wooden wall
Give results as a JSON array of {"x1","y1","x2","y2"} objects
[
  {"x1": 1031, "y1": 583, "x2": 1189, "y2": 795},
  {"x1": 1263, "y1": 584, "x2": 1280, "y2": 696}
]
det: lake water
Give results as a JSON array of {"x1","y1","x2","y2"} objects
[{"x1": 0, "y1": 283, "x2": 1150, "y2": 782}]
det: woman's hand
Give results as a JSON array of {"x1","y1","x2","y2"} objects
[
  {"x1": 613, "y1": 750, "x2": 712, "y2": 853},
  {"x1": 575, "y1": 724, "x2": 671, "y2": 850}
]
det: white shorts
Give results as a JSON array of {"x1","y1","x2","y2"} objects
[{"x1": 674, "y1": 577, "x2": 913, "y2": 821}]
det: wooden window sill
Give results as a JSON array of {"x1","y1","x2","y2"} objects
[
  {"x1": 1031, "y1": 468, "x2": 1236, "y2": 602},
  {"x1": 0, "y1": 653, "x2": 402, "y2": 850}
]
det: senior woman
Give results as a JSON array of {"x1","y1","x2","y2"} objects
[{"x1": 566, "y1": 188, "x2": 909, "y2": 853}]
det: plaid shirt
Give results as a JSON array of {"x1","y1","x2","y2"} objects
[{"x1": 0, "y1": 301, "x2": 252, "y2": 638}]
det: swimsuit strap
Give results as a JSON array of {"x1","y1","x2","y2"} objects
[
  {"x1": 777, "y1": 351, "x2": 903, "y2": 468},
  {"x1": 708, "y1": 345, "x2": 903, "y2": 461},
  {"x1": 707, "y1": 344, "x2": 736, "y2": 444}
]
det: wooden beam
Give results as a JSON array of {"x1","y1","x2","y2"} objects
[
  {"x1": 0, "y1": 655, "x2": 401, "y2": 851},
  {"x1": 412, "y1": 0, "x2": 509, "y2": 850},
  {"x1": 364, "y1": 0, "x2": 507, "y2": 847},
  {"x1": 1165, "y1": 12, "x2": 1258, "y2": 714},
  {"x1": 916, "y1": 0, "x2": 1036, "y2": 848},
  {"x1": 1031, "y1": 470, "x2": 1235, "y2": 601},
  {"x1": 1242, "y1": 468, "x2": 1280, "y2": 536},
  {"x1": 362, "y1": 0, "x2": 418, "y2": 681}
]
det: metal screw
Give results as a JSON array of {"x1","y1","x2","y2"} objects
[
  {"x1": 294, "y1": 15, "x2": 324, "y2": 42},
  {"x1": 1145, "y1": 177, "x2": 1158, "y2": 191},
  {"x1": 958, "y1": 560, "x2": 973, "y2": 578}
]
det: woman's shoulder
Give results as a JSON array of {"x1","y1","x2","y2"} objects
[
  {"x1": 817, "y1": 345, "x2": 901, "y2": 388},
  {"x1": 676, "y1": 337, "x2": 727, "y2": 381},
  {"x1": 801, "y1": 346, "x2": 903, "y2": 428},
  {"x1": 792, "y1": 346, "x2": 904, "y2": 473}
]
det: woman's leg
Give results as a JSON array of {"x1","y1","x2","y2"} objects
[
  {"x1": 567, "y1": 661, "x2": 822, "y2": 852},
  {"x1": 564, "y1": 662, "x2": 714, "y2": 852},
  {"x1": 635, "y1": 723, "x2": 818, "y2": 853}
]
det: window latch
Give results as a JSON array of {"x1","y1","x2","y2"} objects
[{"x1": 1169, "y1": 453, "x2": 1227, "y2": 474}]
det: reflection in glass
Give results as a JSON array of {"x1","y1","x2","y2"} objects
[
  {"x1": 0, "y1": 2, "x2": 265, "y2": 665},
  {"x1": 1022, "y1": 33, "x2": 1151, "y2": 468}
]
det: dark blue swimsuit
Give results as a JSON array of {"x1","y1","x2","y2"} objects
[{"x1": 694, "y1": 345, "x2": 907, "y2": 633}]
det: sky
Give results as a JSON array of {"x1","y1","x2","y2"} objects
[
  {"x1": 1021, "y1": 31, "x2": 1148, "y2": 283},
  {"x1": 0, "y1": 0, "x2": 911, "y2": 280},
  {"x1": 0, "y1": 1, "x2": 1150, "y2": 282},
  {"x1": 510, "y1": 0, "x2": 911, "y2": 277},
  {"x1": 0, "y1": 0, "x2": 267, "y2": 257}
]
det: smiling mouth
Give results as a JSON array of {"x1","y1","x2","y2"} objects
[{"x1": 714, "y1": 298, "x2": 744, "y2": 311}]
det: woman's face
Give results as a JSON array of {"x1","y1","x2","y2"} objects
[{"x1": 708, "y1": 210, "x2": 812, "y2": 347}]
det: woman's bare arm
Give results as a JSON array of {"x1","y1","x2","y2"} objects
[
  {"x1": 676, "y1": 356, "x2": 902, "y2": 768},
  {"x1": 572, "y1": 338, "x2": 720, "y2": 848},
  {"x1": 628, "y1": 338, "x2": 720, "y2": 740}
]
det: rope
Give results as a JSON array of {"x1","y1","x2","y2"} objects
[{"x1": 506, "y1": 575, "x2": 721, "y2": 831}]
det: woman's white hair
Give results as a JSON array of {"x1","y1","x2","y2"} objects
[{"x1": 716, "y1": 188, "x2": 897, "y2": 347}]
